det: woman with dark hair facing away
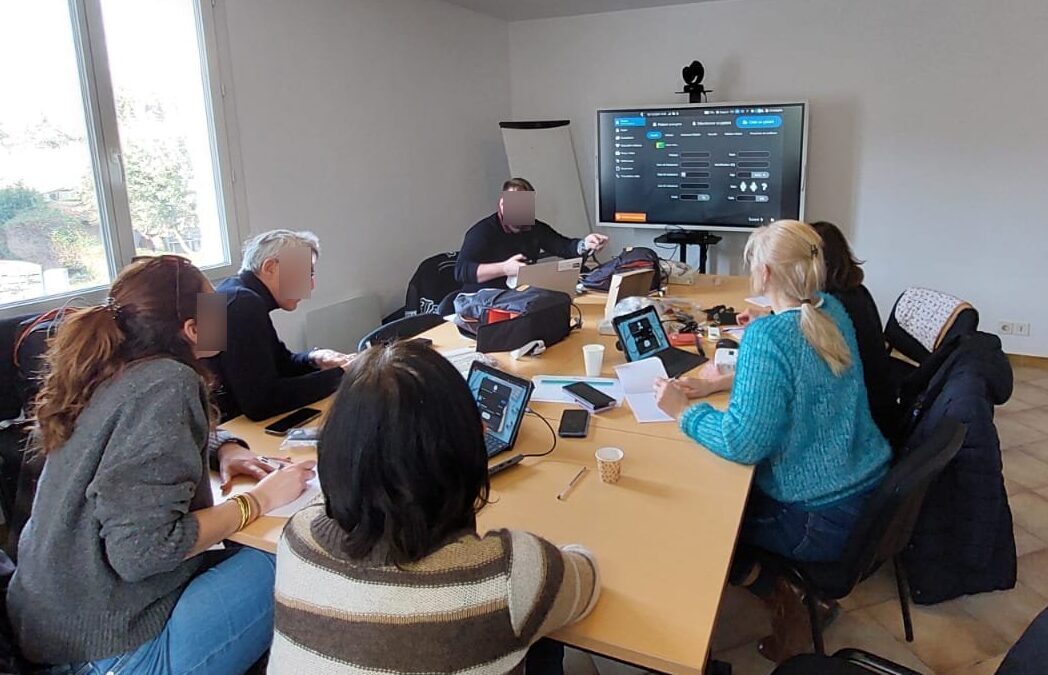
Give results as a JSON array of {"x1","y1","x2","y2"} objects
[
  {"x1": 270, "y1": 341, "x2": 600, "y2": 675},
  {"x1": 8, "y1": 256, "x2": 317, "y2": 674},
  {"x1": 655, "y1": 221, "x2": 891, "y2": 662},
  {"x1": 809, "y1": 221, "x2": 898, "y2": 438}
]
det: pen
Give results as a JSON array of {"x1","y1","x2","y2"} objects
[{"x1": 556, "y1": 467, "x2": 588, "y2": 501}]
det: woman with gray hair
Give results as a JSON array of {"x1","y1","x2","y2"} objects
[{"x1": 208, "y1": 229, "x2": 352, "y2": 421}]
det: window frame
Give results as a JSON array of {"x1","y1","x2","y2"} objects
[{"x1": 0, "y1": 0, "x2": 247, "y2": 319}]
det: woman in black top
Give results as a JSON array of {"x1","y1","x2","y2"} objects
[{"x1": 810, "y1": 221, "x2": 898, "y2": 440}]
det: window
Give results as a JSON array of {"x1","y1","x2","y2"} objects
[{"x1": 0, "y1": 0, "x2": 242, "y2": 312}]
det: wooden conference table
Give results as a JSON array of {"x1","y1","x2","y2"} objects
[{"x1": 213, "y1": 275, "x2": 756, "y2": 674}]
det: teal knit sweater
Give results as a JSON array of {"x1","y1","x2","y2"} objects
[{"x1": 680, "y1": 293, "x2": 890, "y2": 508}]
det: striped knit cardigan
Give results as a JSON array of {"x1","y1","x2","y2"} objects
[{"x1": 269, "y1": 503, "x2": 600, "y2": 674}]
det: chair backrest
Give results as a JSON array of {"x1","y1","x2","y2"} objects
[
  {"x1": 0, "y1": 313, "x2": 36, "y2": 421},
  {"x1": 996, "y1": 604, "x2": 1048, "y2": 674},
  {"x1": 773, "y1": 650, "x2": 922, "y2": 675},
  {"x1": 405, "y1": 252, "x2": 460, "y2": 316},
  {"x1": 835, "y1": 418, "x2": 967, "y2": 586},
  {"x1": 357, "y1": 313, "x2": 446, "y2": 352},
  {"x1": 884, "y1": 287, "x2": 978, "y2": 364},
  {"x1": 436, "y1": 290, "x2": 461, "y2": 317}
]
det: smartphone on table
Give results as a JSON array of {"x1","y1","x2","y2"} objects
[
  {"x1": 264, "y1": 407, "x2": 322, "y2": 436},
  {"x1": 562, "y1": 382, "x2": 616, "y2": 413},
  {"x1": 558, "y1": 409, "x2": 591, "y2": 438}
]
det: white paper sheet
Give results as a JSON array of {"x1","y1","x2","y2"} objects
[
  {"x1": 613, "y1": 358, "x2": 674, "y2": 423},
  {"x1": 531, "y1": 376, "x2": 625, "y2": 405},
  {"x1": 745, "y1": 295, "x2": 772, "y2": 307}
]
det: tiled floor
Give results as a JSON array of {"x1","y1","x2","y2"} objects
[
  {"x1": 571, "y1": 364, "x2": 1048, "y2": 675},
  {"x1": 706, "y1": 364, "x2": 1048, "y2": 675}
]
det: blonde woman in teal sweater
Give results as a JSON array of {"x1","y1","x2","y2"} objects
[{"x1": 656, "y1": 220, "x2": 891, "y2": 662}]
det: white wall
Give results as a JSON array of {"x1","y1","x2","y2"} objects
[
  {"x1": 222, "y1": 0, "x2": 510, "y2": 348},
  {"x1": 508, "y1": 0, "x2": 1048, "y2": 355}
]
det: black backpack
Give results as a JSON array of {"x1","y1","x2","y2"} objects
[
  {"x1": 581, "y1": 247, "x2": 663, "y2": 292},
  {"x1": 453, "y1": 287, "x2": 581, "y2": 353}
]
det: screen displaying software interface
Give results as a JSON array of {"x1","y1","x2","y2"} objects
[
  {"x1": 597, "y1": 103, "x2": 806, "y2": 229},
  {"x1": 619, "y1": 309, "x2": 671, "y2": 362},
  {"x1": 468, "y1": 369, "x2": 528, "y2": 446}
]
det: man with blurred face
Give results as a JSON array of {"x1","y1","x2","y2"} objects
[
  {"x1": 454, "y1": 177, "x2": 609, "y2": 292},
  {"x1": 209, "y1": 229, "x2": 351, "y2": 421}
]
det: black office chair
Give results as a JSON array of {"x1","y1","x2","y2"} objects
[
  {"x1": 771, "y1": 419, "x2": 967, "y2": 654},
  {"x1": 996, "y1": 604, "x2": 1048, "y2": 674},
  {"x1": 356, "y1": 314, "x2": 446, "y2": 352},
  {"x1": 772, "y1": 649, "x2": 922, "y2": 675},
  {"x1": 436, "y1": 289, "x2": 461, "y2": 317}
]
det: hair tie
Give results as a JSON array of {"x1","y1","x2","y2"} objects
[
  {"x1": 103, "y1": 296, "x2": 123, "y2": 319},
  {"x1": 810, "y1": 244, "x2": 819, "y2": 258},
  {"x1": 800, "y1": 298, "x2": 813, "y2": 305}
]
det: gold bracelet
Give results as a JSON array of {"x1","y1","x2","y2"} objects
[
  {"x1": 242, "y1": 492, "x2": 261, "y2": 524},
  {"x1": 239, "y1": 494, "x2": 252, "y2": 530},
  {"x1": 230, "y1": 494, "x2": 249, "y2": 531}
]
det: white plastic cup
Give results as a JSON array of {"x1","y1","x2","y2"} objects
[
  {"x1": 583, "y1": 344, "x2": 605, "y2": 377},
  {"x1": 595, "y1": 446, "x2": 624, "y2": 484}
]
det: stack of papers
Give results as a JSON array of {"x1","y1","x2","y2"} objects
[
  {"x1": 531, "y1": 376, "x2": 625, "y2": 405},
  {"x1": 439, "y1": 347, "x2": 495, "y2": 377},
  {"x1": 613, "y1": 358, "x2": 674, "y2": 423}
]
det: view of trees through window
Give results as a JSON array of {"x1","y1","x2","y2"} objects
[{"x1": 0, "y1": 0, "x2": 230, "y2": 307}]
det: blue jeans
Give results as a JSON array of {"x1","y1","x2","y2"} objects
[
  {"x1": 740, "y1": 488, "x2": 871, "y2": 562},
  {"x1": 52, "y1": 548, "x2": 275, "y2": 675}
]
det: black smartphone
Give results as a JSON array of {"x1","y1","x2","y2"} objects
[
  {"x1": 264, "y1": 407, "x2": 322, "y2": 436},
  {"x1": 562, "y1": 382, "x2": 616, "y2": 413},
  {"x1": 558, "y1": 409, "x2": 590, "y2": 438}
]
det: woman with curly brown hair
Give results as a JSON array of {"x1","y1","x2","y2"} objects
[{"x1": 8, "y1": 255, "x2": 315, "y2": 675}]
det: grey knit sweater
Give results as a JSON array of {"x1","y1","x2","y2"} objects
[{"x1": 8, "y1": 358, "x2": 236, "y2": 665}]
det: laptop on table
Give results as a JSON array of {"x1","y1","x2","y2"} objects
[
  {"x1": 612, "y1": 305, "x2": 707, "y2": 378},
  {"x1": 515, "y1": 257, "x2": 583, "y2": 295},
  {"x1": 466, "y1": 362, "x2": 534, "y2": 457}
]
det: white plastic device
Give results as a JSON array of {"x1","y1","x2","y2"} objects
[
  {"x1": 713, "y1": 347, "x2": 738, "y2": 374},
  {"x1": 511, "y1": 340, "x2": 546, "y2": 360}
]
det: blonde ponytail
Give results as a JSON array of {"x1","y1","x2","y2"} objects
[
  {"x1": 799, "y1": 302, "x2": 851, "y2": 375},
  {"x1": 745, "y1": 220, "x2": 853, "y2": 375}
]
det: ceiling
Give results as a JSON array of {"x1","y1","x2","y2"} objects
[{"x1": 441, "y1": 0, "x2": 718, "y2": 21}]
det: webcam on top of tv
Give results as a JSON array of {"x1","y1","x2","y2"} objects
[{"x1": 677, "y1": 60, "x2": 712, "y2": 103}]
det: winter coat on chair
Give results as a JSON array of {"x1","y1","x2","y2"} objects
[{"x1": 897, "y1": 331, "x2": 1016, "y2": 604}]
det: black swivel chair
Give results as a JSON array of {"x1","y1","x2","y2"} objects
[
  {"x1": 436, "y1": 290, "x2": 461, "y2": 317},
  {"x1": 0, "y1": 312, "x2": 37, "y2": 532},
  {"x1": 357, "y1": 314, "x2": 446, "y2": 352},
  {"x1": 771, "y1": 419, "x2": 967, "y2": 654},
  {"x1": 772, "y1": 649, "x2": 922, "y2": 675}
]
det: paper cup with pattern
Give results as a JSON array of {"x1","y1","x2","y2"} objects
[{"x1": 595, "y1": 446, "x2": 624, "y2": 484}]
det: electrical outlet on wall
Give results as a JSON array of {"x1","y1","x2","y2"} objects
[{"x1": 997, "y1": 321, "x2": 1031, "y2": 337}]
